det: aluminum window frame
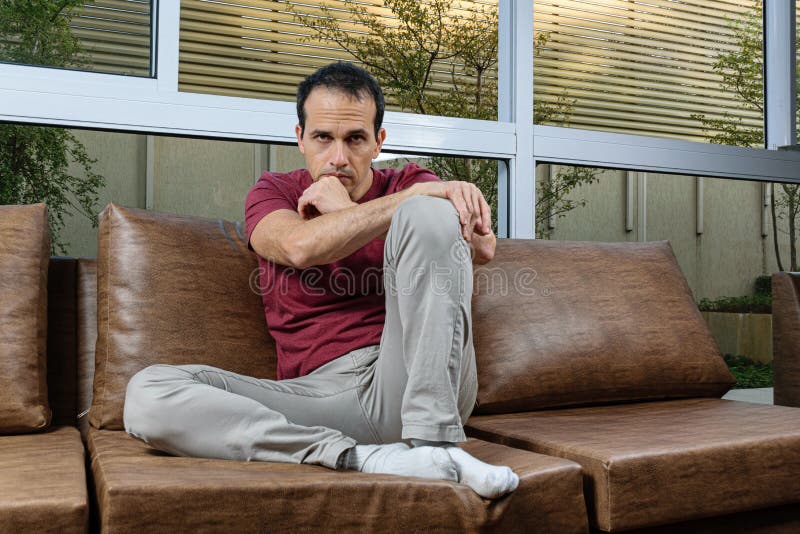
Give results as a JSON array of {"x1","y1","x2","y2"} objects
[{"x1": 0, "y1": 0, "x2": 797, "y2": 240}]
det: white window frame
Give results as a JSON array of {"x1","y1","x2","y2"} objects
[{"x1": 0, "y1": 0, "x2": 797, "y2": 239}]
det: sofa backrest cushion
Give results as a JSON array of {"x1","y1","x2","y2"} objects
[
  {"x1": 0, "y1": 203, "x2": 52, "y2": 433},
  {"x1": 89, "y1": 204, "x2": 277, "y2": 430},
  {"x1": 472, "y1": 239, "x2": 735, "y2": 414}
]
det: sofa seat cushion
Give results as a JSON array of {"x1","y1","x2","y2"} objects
[
  {"x1": 466, "y1": 398, "x2": 800, "y2": 532},
  {"x1": 88, "y1": 428, "x2": 589, "y2": 533},
  {"x1": 0, "y1": 426, "x2": 88, "y2": 533}
]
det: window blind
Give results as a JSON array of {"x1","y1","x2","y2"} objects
[
  {"x1": 534, "y1": 0, "x2": 765, "y2": 142},
  {"x1": 178, "y1": 0, "x2": 497, "y2": 108},
  {"x1": 72, "y1": 0, "x2": 152, "y2": 77}
]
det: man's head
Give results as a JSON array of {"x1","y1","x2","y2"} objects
[{"x1": 295, "y1": 62, "x2": 387, "y2": 201}]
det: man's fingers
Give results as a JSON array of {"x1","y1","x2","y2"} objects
[
  {"x1": 479, "y1": 194, "x2": 492, "y2": 234},
  {"x1": 470, "y1": 186, "x2": 483, "y2": 231}
]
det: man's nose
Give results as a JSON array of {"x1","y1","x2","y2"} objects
[{"x1": 330, "y1": 141, "x2": 348, "y2": 168}]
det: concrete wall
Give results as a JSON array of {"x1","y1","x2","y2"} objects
[{"x1": 58, "y1": 130, "x2": 794, "y2": 302}]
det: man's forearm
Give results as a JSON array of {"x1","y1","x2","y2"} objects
[{"x1": 287, "y1": 184, "x2": 422, "y2": 268}]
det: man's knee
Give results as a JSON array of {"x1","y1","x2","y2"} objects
[
  {"x1": 391, "y1": 195, "x2": 463, "y2": 251},
  {"x1": 123, "y1": 364, "x2": 192, "y2": 440}
]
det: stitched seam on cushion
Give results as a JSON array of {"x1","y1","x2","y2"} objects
[
  {"x1": 351, "y1": 352, "x2": 381, "y2": 443},
  {"x1": 191, "y1": 367, "x2": 362, "y2": 399},
  {"x1": 98, "y1": 212, "x2": 112, "y2": 426}
]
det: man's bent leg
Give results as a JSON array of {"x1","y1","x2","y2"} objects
[
  {"x1": 361, "y1": 195, "x2": 477, "y2": 444},
  {"x1": 357, "y1": 195, "x2": 517, "y2": 498},
  {"x1": 123, "y1": 362, "x2": 361, "y2": 468}
]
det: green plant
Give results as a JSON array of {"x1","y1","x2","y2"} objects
[
  {"x1": 0, "y1": 0, "x2": 104, "y2": 254},
  {"x1": 698, "y1": 295, "x2": 772, "y2": 314},
  {"x1": 754, "y1": 275, "x2": 772, "y2": 297},
  {"x1": 293, "y1": 0, "x2": 598, "y2": 235},
  {"x1": 723, "y1": 354, "x2": 773, "y2": 389}
]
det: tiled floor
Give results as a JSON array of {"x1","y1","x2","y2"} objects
[{"x1": 722, "y1": 387, "x2": 774, "y2": 405}]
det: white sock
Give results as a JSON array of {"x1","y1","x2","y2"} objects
[
  {"x1": 410, "y1": 439, "x2": 519, "y2": 499},
  {"x1": 342, "y1": 443, "x2": 457, "y2": 481}
]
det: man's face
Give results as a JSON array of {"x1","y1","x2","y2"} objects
[{"x1": 296, "y1": 87, "x2": 386, "y2": 202}]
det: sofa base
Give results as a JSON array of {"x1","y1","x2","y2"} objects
[
  {"x1": 0, "y1": 426, "x2": 88, "y2": 533},
  {"x1": 88, "y1": 428, "x2": 590, "y2": 533},
  {"x1": 593, "y1": 502, "x2": 800, "y2": 534}
]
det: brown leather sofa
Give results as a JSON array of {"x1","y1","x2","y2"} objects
[
  {"x1": 772, "y1": 272, "x2": 800, "y2": 408},
  {"x1": 7, "y1": 201, "x2": 800, "y2": 532}
]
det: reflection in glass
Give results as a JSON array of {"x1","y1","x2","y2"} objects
[{"x1": 0, "y1": 0, "x2": 152, "y2": 77}]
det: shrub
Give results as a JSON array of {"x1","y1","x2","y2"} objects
[
  {"x1": 723, "y1": 354, "x2": 773, "y2": 389},
  {"x1": 754, "y1": 275, "x2": 772, "y2": 297},
  {"x1": 698, "y1": 295, "x2": 772, "y2": 313}
]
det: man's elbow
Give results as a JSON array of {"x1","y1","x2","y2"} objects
[{"x1": 251, "y1": 236, "x2": 312, "y2": 270}]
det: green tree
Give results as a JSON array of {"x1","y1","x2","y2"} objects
[
  {"x1": 692, "y1": 1, "x2": 800, "y2": 271},
  {"x1": 293, "y1": 0, "x2": 597, "y2": 236},
  {"x1": 0, "y1": 0, "x2": 104, "y2": 254}
]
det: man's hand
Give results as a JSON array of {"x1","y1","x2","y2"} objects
[
  {"x1": 298, "y1": 176, "x2": 357, "y2": 219},
  {"x1": 470, "y1": 230, "x2": 496, "y2": 265},
  {"x1": 414, "y1": 181, "x2": 492, "y2": 242}
]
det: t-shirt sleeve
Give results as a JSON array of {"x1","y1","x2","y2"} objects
[
  {"x1": 394, "y1": 162, "x2": 442, "y2": 191},
  {"x1": 244, "y1": 173, "x2": 297, "y2": 248}
]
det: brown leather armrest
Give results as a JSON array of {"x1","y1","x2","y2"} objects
[{"x1": 772, "y1": 272, "x2": 800, "y2": 407}]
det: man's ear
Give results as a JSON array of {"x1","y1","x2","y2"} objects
[
  {"x1": 295, "y1": 124, "x2": 305, "y2": 154},
  {"x1": 373, "y1": 128, "x2": 387, "y2": 159}
]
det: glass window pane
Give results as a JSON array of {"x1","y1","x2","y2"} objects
[
  {"x1": 533, "y1": 0, "x2": 764, "y2": 146},
  {"x1": 0, "y1": 0, "x2": 152, "y2": 77},
  {"x1": 538, "y1": 164, "x2": 777, "y2": 391},
  {"x1": 179, "y1": 0, "x2": 498, "y2": 119}
]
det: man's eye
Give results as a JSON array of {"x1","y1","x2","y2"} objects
[
  {"x1": 316, "y1": 134, "x2": 331, "y2": 142},
  {"x1": 348, "y1": 136, "x2": 365, "y2": 143}
]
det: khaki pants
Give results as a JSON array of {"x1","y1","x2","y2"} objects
[{"x1": 123, "y1": 196, "x2": 477, "y2": 469}]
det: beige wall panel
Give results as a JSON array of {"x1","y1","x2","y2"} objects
[
  {"x1": 697, "y1": 177, "x2": 764, "y2": 299},
  {"x1": 270, "y1": 144, "x2": 306, "y2": 173},
  {"x1": 764, "y1": 184, "x2": 800, "y2": 276},
  {"x1": 547, "y1": 166, "x2": 634, "y2": 243},
  {"x1": 63, "y1": 129, "x2": 147, "y2": 258},
  {"x1": 646, "y1": 173, "x2": 698, "y2": 296},
  {"x1": 153, "y1": 137, "x2": 254, "y2": 221}
]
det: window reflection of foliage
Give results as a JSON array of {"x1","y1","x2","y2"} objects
[
  {"x1": 692, "y1": 1, "x2": 800, "y2": 271},
  {"x1": 0, "y1": 0, "x2": 104, "y2": 254},
  {"x1": 293, "y1": 0, "x2": 598, "y2": 237}
]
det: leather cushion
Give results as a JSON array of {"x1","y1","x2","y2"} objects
[
  {"x1": 467, "y1": 398, "x2": 800, "y2": 531},
  {"x1": 0, "y1": 426, "x2": 88, "y2": 533},
  {"x1": 472, "y1": 240, "x2": 734, "y2": 413},
  {"x1": 89, "y1": 204, "x2": 278, "y2": 429},
  {"x1": 0, "y1": 203, "x2": 51, "y2": 433},
  {"x1": 88, "y1": 428, "x2": 588, "y2": 533},
  {"x1": 77, "y1": 259, "x2": 97, "y2": 439},
  {"x1": 47, "y1": 257, "x2": 78, "y2": 427}
]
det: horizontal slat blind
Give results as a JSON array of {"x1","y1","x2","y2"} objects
[
  {"x1": 71, "y1": 0, "x2": 152, "y2": 77},
  {"x1": 178, "y1": 0, "x2": 497, "y2": 111},
  {"x1": 534, "y1": 0, "x2": 764, "y2": 142}
]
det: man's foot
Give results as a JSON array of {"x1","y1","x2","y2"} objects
[
  {"x1": 446, "y1": 446, "x2": 519, "y2": 499},
  {"x1": 410, "y1": 439, "x2": 519, "y2": 498},
  {"x1": 343, "y1": 443, "x2": 458, "y2": 481}
]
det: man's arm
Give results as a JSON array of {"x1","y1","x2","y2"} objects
[
  {"x1": 250, "y1": 178, "x2": 494, "y2": 269},
  {"x1": 250, "y1": 183, "x2": 421, "y2": 269}
]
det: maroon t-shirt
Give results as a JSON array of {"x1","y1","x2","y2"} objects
[{"x1": 245, "y1": 163, "x2": 441, "y2": 380}]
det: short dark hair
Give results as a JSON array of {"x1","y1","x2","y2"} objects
[{"x1": 296, "y1": 61, "x2": 385, "y2": 138}]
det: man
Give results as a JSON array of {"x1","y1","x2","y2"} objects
[{"x1": 124, "y1": 62, "x2": 518, "y2": 499}]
